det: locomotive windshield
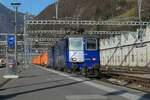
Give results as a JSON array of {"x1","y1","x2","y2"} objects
[
  {"x1": 69, "y1": 38, "x2": 83, "y2": 50},
  {"x1": 86, "y1": 39, "x2": 97, "y2": 50}
]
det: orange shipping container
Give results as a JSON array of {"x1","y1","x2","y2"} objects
[
  {"x1": 32, "y1": 57, "x2": 36, "y2": 64},
  {"x1": 37, "y1": 56, "x2": 41, "y2": 65},
  {"x1": 32, "y1": 53, "x2": 47, "y2": 66},
  {"x1": 34, "y1": 57, "x2": 37, "y2": 64},
  {"x1": 40, "y1": 54, "x2": 43, "y2": 65},
  {"x1": 42, "y1": 52, "x2": 48, "y2": 67}
]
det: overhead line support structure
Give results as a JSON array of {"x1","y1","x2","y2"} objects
[
  {"x1": 55, "y1": 0, "x2": 59, "y2": 19},
  {"x1": 24, "y1": 15, "x2": 28, "y2": 65},
  {"x1": 27, "y1": 30, "x2": 137, "y2": 35},
  {"x1": 138, "y1": 0, "x2": 144, "y2": 47},
  {"x1": 24, "y1": 20, "x2": 150, "y2": 26},
  {"x1": 23, "y1": 17, "x2": 150, "y2": 64}
]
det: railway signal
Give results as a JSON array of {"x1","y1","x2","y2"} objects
[{"x1": 34, "y1": 42, "x2": 39, "y2": 48}]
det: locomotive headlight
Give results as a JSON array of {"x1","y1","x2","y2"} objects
[
  {"x1": 72, "y1": 58, "x2": 77, "y2": 61},
  {"x1": 92, "y1": 58, "x2": 96, "y2": 61}
]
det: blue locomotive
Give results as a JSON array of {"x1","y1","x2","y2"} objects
[{"x1": 48, "y1": 37, "x2": 100, "y2": 77}]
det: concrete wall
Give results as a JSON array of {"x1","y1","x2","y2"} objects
[{"x1": 100, "y1": 26, "x2": 150, "y2": 68}]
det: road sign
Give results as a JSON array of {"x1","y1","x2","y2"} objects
[
  {"x1": 21, "y1": 48, "x2": 24, "y2": 53},
  {"x1": 7, "y1": 35, "x2": 15, "y2": 47},
  {"x1": 29, "y1": 49, "x2": 32, "y2": 53}
]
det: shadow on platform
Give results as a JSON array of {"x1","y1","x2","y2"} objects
[
  {"x1": 19, "y1": 73, "x2": 57, "y2": 79},
  {"x1": 138, "y1": 93, "x2": 150, "y2": 100},
  {"x1": 0, "y1": 80, "x2": 89, "y2": 100},
  {"x1": 104, "y1": 90, "x2": 127, "y2": 96},
  {"x1": 0, "y1": 79, "x2": 68, "y2": 91},
  {"x1": 104, "y1": 90, "x2": 150, "y2": 100}
]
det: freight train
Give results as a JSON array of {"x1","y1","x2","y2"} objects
[{"x1": 32, "y1": 36, "x2": 100, "y2": 77}]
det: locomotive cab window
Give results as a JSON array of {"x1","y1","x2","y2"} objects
[
  {"x1": 69, "y1": 38, "x2": 83, "y2": 50},
  {"x1": 86, "y1": 39, "x2": 97, "y2": 50}
]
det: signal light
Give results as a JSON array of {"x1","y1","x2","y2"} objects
[
  {"x1": 9, "y1": 64, "x2": 13, "y2": 68},
  {"x1": 34, "y1": 42, "x2": 39, "y2": 48}
]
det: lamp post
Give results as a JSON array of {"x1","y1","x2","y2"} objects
[{"x1": 11, "y1": 2, "x2": 21, "y2": 77}]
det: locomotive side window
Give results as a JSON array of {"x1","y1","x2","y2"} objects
[
  {"x1": 69, "y1": 38, "x2": 83, "y2": 50},
  {"x1": 86, "y1": 39, "x2": 97, "y2": 50}
]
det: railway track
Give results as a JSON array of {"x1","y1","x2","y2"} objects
[
  {"x1": 100, "y1": 72, "x2": 150, "y2": 93},
  {"x1": 101, "y1": 67, "x2": 150, "y2": 74},
  {"x1": 67, "y1": 67, "x2": 150, "y2": 93}
]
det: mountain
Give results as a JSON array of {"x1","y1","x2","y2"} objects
[
  {"x1": 0, "y1": 3, "x2": 24, "y2": 33},
  {"x1": 35, "y1": 0, "x2": 150, "y2": 31},
  {"x1": 36, "y1": 0, "x2": 150, "y2": 21}
]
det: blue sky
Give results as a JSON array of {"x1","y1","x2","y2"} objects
[{"x1": 0, "y1": 0, "x2": 56, "y2": 15}]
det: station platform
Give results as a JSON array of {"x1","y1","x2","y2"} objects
[
  {"x1": 0, "y1": 65, "x2": 150, "y2": 100},
  {"x1": 0, "y1": 68, "x2": 8, "y2": 85}
]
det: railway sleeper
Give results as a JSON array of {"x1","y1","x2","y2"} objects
[{"x1": 139, "y1": 83, "x2": 150, "y2": 88}]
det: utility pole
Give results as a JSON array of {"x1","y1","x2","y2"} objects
[
  {"x1": 138, "y1": 0, "x2": 143, "y2": 41},
  {"x1": 55, "y1": 0, "x2": 59, "y2": 19},
  {"x1": 14, "y1": 5, "x2": 18, "y2": 68},
  {"x1": 137, "y1": 0, "x2": 146, "y2": 47},
  {"x1": 138, "y1": 0, "x2": 142, "y2": 23}
]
